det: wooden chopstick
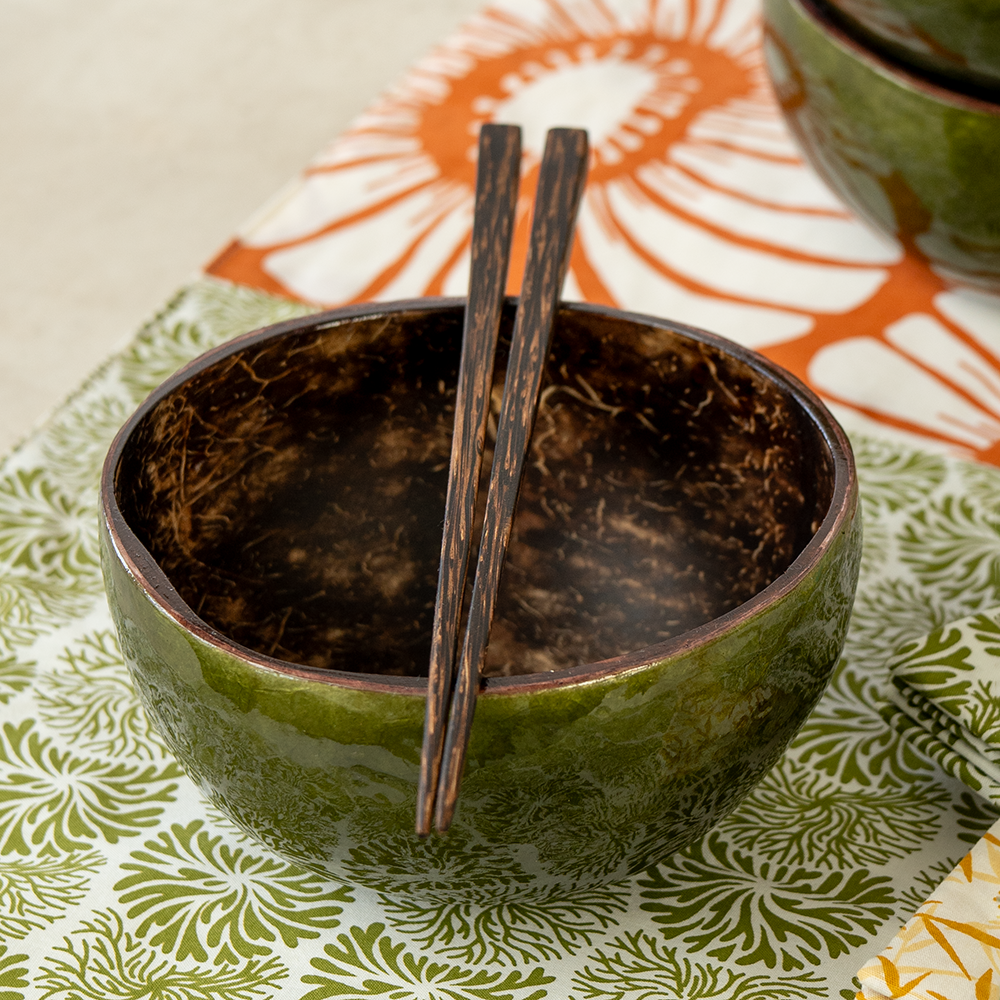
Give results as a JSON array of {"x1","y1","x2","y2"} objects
[
  {"x1": 433, "y1": 127, "x2": 589, "y2": 834},
  {"x1": 416, "y1": 123, "x2": 522, "y2": 838}
]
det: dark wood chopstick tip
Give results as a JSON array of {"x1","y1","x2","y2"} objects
[
  {"x1": 427, "y1": 125, "x2": 590, "y2": 835},
  {"x1": 416, "y1": 120, "x2": 523, "y2": 837}
]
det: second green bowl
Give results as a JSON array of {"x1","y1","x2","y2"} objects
[{"x1": 765, "y1": 0, "x2": 1000, "y2": 290}]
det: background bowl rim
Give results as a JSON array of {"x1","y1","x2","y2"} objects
[
  {"x1": 777, "y1": 0, "x2": 1000, "y2": 115},
  {"x1": 101, "y1": 295, "x2": 858, "y2": 697}
]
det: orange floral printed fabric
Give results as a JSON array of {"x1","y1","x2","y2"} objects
[{"x1": 205, "y1": 0, "x2": 1000, "y2": 467}]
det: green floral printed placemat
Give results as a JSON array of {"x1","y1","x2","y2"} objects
[{"x1": 2, "y1": 276, "x2": 999, "y2": 998}]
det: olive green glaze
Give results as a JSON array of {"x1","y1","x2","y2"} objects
[
  {"x1": 100, "y1": 299, "x2": 860, "y2": 901},
  {"x1": 764, "y1": 0, "x2": 1000, "y2": 290},
  {"x1": 825, "y1": 0, "x2": 1000, "y2": 91}
]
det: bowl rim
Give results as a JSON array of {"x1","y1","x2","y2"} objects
[
  {"x1": 101, "y1": 296, "x2": 858, "y2": 698},
  {"x1": 781, "y1": 0, "x2": 1000, "y2": 115}
]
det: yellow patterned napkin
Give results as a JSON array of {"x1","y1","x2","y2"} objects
[{"x1": 856, "y1": 825, "x2": 1000, "y2": 1000}]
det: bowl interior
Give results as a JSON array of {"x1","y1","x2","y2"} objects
[{"x1": 112, "y1": 301, "x2": 835, "y2": 679}]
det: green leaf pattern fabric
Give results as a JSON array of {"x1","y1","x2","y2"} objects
[
  {"x1": 887, "y1": 610, "x2": 1000, "y2": 797},
  {"x1": 0, "y1": 275, "x2": 998, "y2": 997}
]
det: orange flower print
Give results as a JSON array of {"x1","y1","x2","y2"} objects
[
  {"x1": 206, "y1": 0, "x2": 1000, "y2": 467},
  {"x1": 799, "y1": 289, "x2": 1000, "y2": 466}
]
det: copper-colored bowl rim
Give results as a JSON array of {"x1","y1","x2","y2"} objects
[
  {"x1": 101, "y1": 296, "x2": 858, "y2": 698},
  {"x1": 786, "y1": 0, "x2": 1000, "y2": 115}
]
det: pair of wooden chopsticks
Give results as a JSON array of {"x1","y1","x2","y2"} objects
[{"x1": 416, "y1": 123, "x2": 589, "y2": 837}]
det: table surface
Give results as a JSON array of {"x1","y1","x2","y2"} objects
[
  {"x1": 0, "y1": 0, "x2": 481, "y2": 456},
  {"x1": 4, "y1": 0, "x2": 1000, "y2": 996}
]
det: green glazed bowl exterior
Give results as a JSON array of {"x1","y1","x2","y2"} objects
[
  {"x1": 764, "y1": 0, "x2": 1000, "y2": 290},
  {"x1": 100, "y1": 299, "x2": 861, "y2": 902},
  {"x1": 825, "y1": 0, "x2": 1000, "y2": 90}
]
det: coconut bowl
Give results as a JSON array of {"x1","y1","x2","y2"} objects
[
  {"x1": 100, "y1": 297, "x2": 860, "y2": 901},
  {"x1": 823, "y1": 0, "x2": 1000, "y2": 91},
  {"x1": 764, "y1": 0, "x2": 1000, "y2": 290}
]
